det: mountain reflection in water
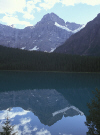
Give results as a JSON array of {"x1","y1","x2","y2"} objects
[
  {"x1": 0, "y1": 71, "x2": 100, "y2": 135},
  {"x1": 0, "y1": 89, "x2": 87, "y2": 135}
]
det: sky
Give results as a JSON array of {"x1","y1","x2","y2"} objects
[{"x1": 0, "y1": 0, "x2": 100, "y2": 29}]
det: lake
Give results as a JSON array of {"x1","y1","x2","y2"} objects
[{"x1": 0, "y1": 71, "x2": 100, "y2": 135}]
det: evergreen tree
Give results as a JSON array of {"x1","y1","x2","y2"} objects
[
  {"x1": 0, "y1": 45, "x2": 100, "y2": 72},
  {"x1": 1, "y1": 109, "x2": 17, "y2": 135},
  {"x1": 85, "y1": 89, "x2": 100, "y2": 135}
]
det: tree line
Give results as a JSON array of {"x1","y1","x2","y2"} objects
[{"x1": 0, "y1": 45, "x2": 100, "y2": 72}]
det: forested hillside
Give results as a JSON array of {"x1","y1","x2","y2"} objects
[{"x1": 0, "y1": 45, "x2": 100, "y2": 72}]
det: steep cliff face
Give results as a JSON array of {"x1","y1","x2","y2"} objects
[
  {"x1": 55, "y1": 13, "x2": 100, "y2": 56},
  {"x1": 0, "y1": 13, "x2": 83, "y2": 52}
]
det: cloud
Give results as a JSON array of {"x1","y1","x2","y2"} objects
[
  {"x1": 23, "y1": 125, "x2": 32, "y2": 134},
  {"x1": 20, "y1": 117, "x2": 31, "y2": 125},
  {"x1": 13, "y1": 125, "x2": 22, "y2": 135},
  {"x1": 23, "y1": 12, "x2": 35, "y2": 20},
  {"x1": 36, "y1": 128, "x2": 51, "y2": 135},
  {"x1": 22, "y1": 0, "x2": 41, "y2": 20},
  {"x1": 0, "y1": 0, "x2": 41, "y2": 23},
  {"x1": 36, "y1": 7, "x2": 41, "y2": 12},
  {"x1": 0, "y1": 109, "x2": 29, "y2": 120},
  {"x1": 33, "y1": 126, "x2": 38, "y2": 131},
  {"x1": 0, "y1": 0, "x2": 100, "y2": 16},
  {"x1": 60, "y1": 0, "x2": 100, "y2": 6},
  {"x1": 29, "y1": 0, "x2": 42, "y2": 5},
  {"x1": 14, "y1": 124, "x2": 33, "y2": 135},
  {"x1": 26, "y1": 1, "x2": 36, "y2": 13},
  {"x1": 26, "y1": 1, "x2": 41, "y2": 13},
  {"x1": 40, "y1": 0, "x2": 60, "y2": 10},
  {"x1": 0, "y1": 108, "x2": 37, "y2": 135},
  {"x1": 0, "y1": 0, "x2": 26, "y2": 14},
  {"x1": 0, "y1": 0, "x2": 41, "y2": 15},
  {"x1": 40, "y1": 0, "x2": 100, "y2": 10},
  {"x1": 1, "y1": 15, "x2": 33, "y2": 27}
]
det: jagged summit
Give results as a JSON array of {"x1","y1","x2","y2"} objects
[
  {"x1": 43, "y1": 12, "x2": 58, "y2": 18},
  {"x1": 41, "y1": 12, "x2": 65, "y2": 26}
]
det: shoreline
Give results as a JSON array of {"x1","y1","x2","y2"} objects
[{"x1": 0, "y1": 70, "x2": 100, "y2": 74}]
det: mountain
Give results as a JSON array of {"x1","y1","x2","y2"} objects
[
  {"x1": 0, "y1": 89, "x2": 83, "y2": 126},
  {"x1": 55, "y1": 13, "x2": 100, "y2": 56},
  {"x1": 0, "y1": 13, "x2": 83, "y2": 52}
]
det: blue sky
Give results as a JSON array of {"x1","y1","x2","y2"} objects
[{"x1": 0, "y1": 0, "x2": 100, "y2": 29}]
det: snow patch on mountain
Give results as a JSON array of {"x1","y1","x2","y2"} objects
[
  {"x1": 21, "y1": 47, "x2": 26, "y2": 50},
  {"x1": 73, "y1": 24, "x2": 86, "y2": 33},
  {"x1": 52, "y1": 106, "x2": 84, "y2": 117},
  {"x1": 50, "y1": 47, "x2": 56, "y2": 53},
  {"x1": 55, "y1": 22, "x2": 85, "y2": 34},
  {"x1": 55, "y1": 22, "x2": 72, "y2": 32},
  {"x1": 29, "y1": 46, "x2": 39, "y2": 51}
]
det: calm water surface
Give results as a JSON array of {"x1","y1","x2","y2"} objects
[{"x1": 0, "y1": 71, "x2": 100, "y2": 135}]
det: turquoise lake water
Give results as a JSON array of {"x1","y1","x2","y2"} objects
[{"x1": 0, "y1": 71, "x2": 100, "y2": 135}]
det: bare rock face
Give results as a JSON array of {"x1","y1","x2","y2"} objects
[
  {"x1": 66, "y1": 22, "x2": 82, "y2": 31},
  {"x1": 0, "y1": 13, "x2": 83, "y2": 52},
  {"x1": 55, "y1": 13, "x2": 100, "y2": 56}
]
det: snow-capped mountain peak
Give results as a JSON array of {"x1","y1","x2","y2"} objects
[
  {"x1": 41, "y1": 13, "x2": 65, "y2": 26},
  {"x1": 0, "y1": 12, "x2": 83, "y2": 52}
]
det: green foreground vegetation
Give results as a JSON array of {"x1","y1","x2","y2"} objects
[
  {"x1": 1, "y1": 108, "x2": 17, "y2": 135},
  {"x1": 86, "y1": 89, "x2": 100, "y2": 135},
  {"x1": 0, "y1": 45, "x2": 100, "y2": 72}
]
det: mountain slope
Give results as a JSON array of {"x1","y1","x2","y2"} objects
[
  {"x1": 55, "y1": 13, "x2": 100, "y2": 56},
  {"x1": 0, "y1": 13, "x2": 83, "y2": 52}
]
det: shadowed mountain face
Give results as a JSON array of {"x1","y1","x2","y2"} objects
[
  {"x1": 0, "y1": 89, "x2": 83, "y2": 126},
  {"x1": 55, "y1": 13, "x2": 100, "y2": 56},
  {"x1": 0, "y1": 13, "x2": 83, "y2": 52}
]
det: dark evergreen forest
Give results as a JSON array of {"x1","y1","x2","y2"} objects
[{"x1": 0, "y1": 45, "x2": 100, "y2": 72}]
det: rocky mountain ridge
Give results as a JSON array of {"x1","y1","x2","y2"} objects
[
  {"x1": 55, "y1": 13, "x2": 100, "y2": 56},
  {"x1": 0, "y1": 13, "x2": 83, "y2": 52}
]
